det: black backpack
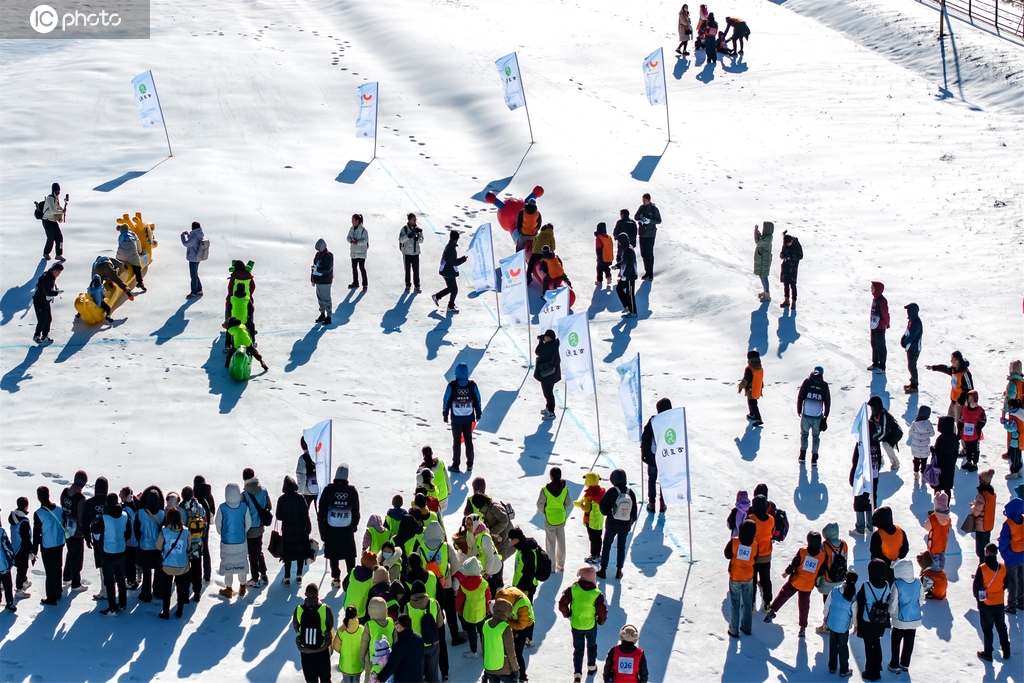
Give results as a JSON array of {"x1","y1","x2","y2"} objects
[
  {"x1": 533, "y1": 547, "x2": 552, "y2": 582},
  {"x1": 771, "y1": 509, "x2": 790, "y2": 543},
  {"x1": 882, "y1": 413, "x2": 904, "y2": 447},
  {"x1": 246, "y1": 492, "x2": 273, "y2": 527},
  {"x1": 866, "y1": 584, "x2": 890, "y2": 626},
  {"x1": 826, "y1": 548, "x2": 848, "y2": 583},
  {"x1": 34, "y1": 199, "x2": 46, "y2": 220},
  {"x1": 296, "y1": 604, "x2": 327, "y2": 649}
]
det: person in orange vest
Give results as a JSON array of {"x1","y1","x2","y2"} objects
[
  {"x1": 959, "y1": 391, "x2": 987, "y2": 472},
  {"x1": 749, "y1": 494, "x2": 776, "y2": 611},
  {"x1": 969, "y1": 469, "x2": 997, "y2": 561},
  {"x1": 602, "y1": 624, "x2": 649, "y2": 683},
  {"x1": 1001, "y1": 361, "x2": 1023, "y2": 458},
  {"x1": 538, "y1": 246, "x2": 569, "y2": 288},
  {"x1": 997, "y1": 496, "x2": 1024, "y2": 613},
  {"x1": 738, "y1": 351, "x2": 764, "y2": 427},
  {"x1": 974, "y1": 543, "x2": 1011, "y2": 662},
  {"x1": 926, "y1": 350, "x2": 974, "y2": 425},
  {"x1": 869, "y1": 506, "x2": 908, "y2": 582},
  {"x1": 1004, "y1": 398, "x2": 1024, "y2": 480},
  {"x1": 917, "y1": 550, "x2": 947, "y2": 600},
  {"x1": 924, "y1": 491, "x2": 951, "y2": 569},
  {"x1": 594, "y1": 223, "x2": 614, "y2": 287},
  {"x1": 724, "y1": 519, "x2": 758, "y2": 637},
  {"x1": 764, "y1": 531, "x2": 825, "y2": 637},
  {"x1": 515, "y1": 199, "x2": 542, "y2": 252}
]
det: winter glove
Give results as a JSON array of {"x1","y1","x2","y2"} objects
[
  {"x1": 443, "y1": 415, "x2": 449, "y2": 424},
  {"x1": 820, "y1": 416, "x2": 828, "y2": 432}
]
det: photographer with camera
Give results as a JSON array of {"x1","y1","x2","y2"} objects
[
  {"x1": 534, "y1": 329, "x2": 561, "y2": 419},
  {"x1": 399, "y1": 213, "x2": 424, "y2": 292},
  {"x1": 633, "y1": 193, "x2": 661, "y2": 281},
  {"x1": 40, "y1": 183, "x2": 68, "y2": 263}
]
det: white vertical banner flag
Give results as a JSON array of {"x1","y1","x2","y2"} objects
[
  {"x1": 303, "y1": 419, "x2": 333, "y2": 501},
  {"x1": 499, "y1": 250, "x2": 529, "y2": 326},
  {"x1": 495, "y1": 52, "x2": 527, "y2": 111},
  {"x1": 131, "y1": 70, "x2": 165, "y2": 128},
  {"x1": 851, "y1": 403, "x2": 875, "y2": 497},
  {"x1": 467, "y1": 223, "x2": 497, "y2": 293},
  {"x1": 616, "y1": 354, "x2": 643, "y2": 442},
  {"x1": 642, "y1": 48, "x2": 667, "y2": 106},
  {"x1": 651, "y1": 407, "x2": 690, "y2": 502},
  {"x1": 538, "y1": 286, "x2": 569, "y2": 333},
  {"x1": 355, "y1": 82, "x2": 378, "y2": 138},
  {"x1": 556, "y1": 312, "x2": 596, "y2": 395}
]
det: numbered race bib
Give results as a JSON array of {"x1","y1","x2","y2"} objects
[
  {"x1": 172, "y1": 539, "x2": 186, "y2": 554},
  {"x1": 963, "y1": 423, "x2": 975, "y2": 437},
  {"x1": 951, "y1": 376, "x2": 958, "y2": 388},
  {"x1": 617, "y1": 657, "x2": 635, "y2": 675},
  {"x1": 802, "y1": 556, "x2": 820, "y2": 574},
  {"x1": 737, "y1": 545, "x2": 753, "y2": 562},
  {"x1": 328, "y1": 505, "x2": 352, "y2": 528}
]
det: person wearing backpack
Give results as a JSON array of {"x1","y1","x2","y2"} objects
[
  {"x1": 724, "y1": 519, "x2": 758, "y2": 637},
  {"x1": 318, "y1": 465, "x2": 361, "y2": 588},
  {"x1": 749, "y1": 494, "x2": 776, "y2": 612},
  {"x1": 908, "y1": 405, "x2": 935, "y2": 480},
  {"x1": 155, "y1": 508, "x2": 192, "y2": 620},
  {"x1": 997, "y1": 496, "x2": 1024, "y2": 613},
  {"x1": 559, "y1": 566, "x2": 607, "y2": 682},
  {"x1": 974, "y1": 543, "x2": 1011, "y2": 662},
  {"x1": 969, "y1": 469, "x2": 998, "y2": 561},
  {"x1": 278, "y1": 476, "x2": 313, "y2": 586},
  {"x1": 537, "y1": 468, "x2": 573, "y2": 573},
  {"x1": 33, "y1": 486, "x2": 66, "y2": 606},
  {"x1": 495, "y1": 584, "x2": 534, "y2": 681},
  {"x1": 886, "y1": 559, "x2": 924, "y2": 673},
  {"x1": 180, "y1": 221, "x2": 206, "y2": 298},
  {"x1": 509, "y1": 526, "x2": 543, "y2": 601},
  {"x1": 641, "y1": 399, "x2": 673, "y2": 513},
  {"x1": 217, "y1": 483, "x2": 252, "y2": 599},
  {"x1": 443, "y1": 363, "x2": 483, "y2": 472},
  {"x1": 241, "y1": 468, "x2": 272, "y2": 588},
  {"x1": 764, "y1": 531, "x2": 826, "y2": 637},
  {"x1": 597, "y1": 469, "x2": 638, "y2": 580},
  {"x1": 92, "y1": 493, "x2": 131, "y2": 617},
  {"x1": 960, "y1": 391, "x2": 987, "y2": 472},
  {"x1": 823, "y1": 570, "x2": 858, "y2": 677},
  {"x1": 868, "y1": 395, "x2": 901, "y2": 471},
  {"x1": 178, "y1": 486, "x2": 205, "y2": 600},
  {"x1": 294, "y1": 582, "x2": 335, "y2": 682},
  {"x1": 796, "y1": 367, "x2": 830, "y2": 464},
  {"x1": 813, "y1": 523, "x2": 848, "y2": 634},
  {"x1": 417, "y1": 520, "x2": 464, "y2": 648},
  {"x1": 296, "y1": 437, "x2": 320, "y2": 512},
  {"x1": 59, "y1": 470, "x2": 88, "y2": 594},
  {"x1": 870, "y1": 506, "x2": 908, "y2": 583},
  {"x1": 856, "y1": 558, "x2": 891, "y2": 682},
  {"x1": 39, "y1": 182, "x2": 67, "y2": 261},
  {"x1": 463, "y1": 478, "x2": 513, "y2": 568}
]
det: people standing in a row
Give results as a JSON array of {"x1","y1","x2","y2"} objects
[{"x1": 347, "y1": 214, "x2": 369, "y2": 291}]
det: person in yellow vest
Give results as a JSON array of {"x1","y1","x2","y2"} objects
[
  {"x1": 461, "y1": 513, "x2": 503, "y2": 593},
  {"x1": 724, "y1": 519, "x2": 758, "y2": 637},
  {"x1": 528, "y1": 223, "x2": 556, "y2": 284},
  {"x1": 482, "y1": 598, "x2": 519, "y2": 683},
  {"x1": 575, "y1": 472, "x2": 606, "y2": 565},
  {"x1": 496, "y1": 584, "x2": 535, "y2": 681},
  {"x1": 739, "y1": 350, "x2": 764, "y2": 427},
  {"x1": 970, "y1": 469, "x2": 998, "y2": 561},
  {"x1": 454, "y1": 556, "x2": 492, "y2": 659},
  {"x1": 419, "y1": 446, "x2": 451, "y2": 513},
  {"x1": 537, "y1": 468, "x2": 573, "y2": 573},
  {"x1": 341, "y1": 551, "x2": 377, "y2": 621},
  {"x1": 359, "y1": 596, "x2": 396, "y2": 676},
  {"x1": 416, "y1": 468, "x2": 446, "y2": 515},
  {"x1": 764, "y1": 531, "x2": 826, "y2": 637},
  {"x1": 997, "y1": 496, "x2": 1024, "y2": 612},
  {"x1": 385, "y1": 495, "x2": 405, "y2": 539},
  {"x1": 406, "y1": 579, "x2": 444, "y2": 682},
  {"x1": 558, "y1": 566, "x2": 608, "y2": 682},
  {"x1": 361, "y1": 514, "x2": 390, "y2": 554},
  {"x1": 377, "y1": 540, "x2": 404, "y2": 582},
  {"x1": 416, "y1": 520, "x2": 465, "y2": 648},
  {"x1": 332, "y1": 605, "x2": 365, "y2": 683},
  {"x1": 293, "y1": 583, "x2": 335, "y2": 683},
  {"x1": 974, "y1": 543, "x2": 1011, "y2": 662}
]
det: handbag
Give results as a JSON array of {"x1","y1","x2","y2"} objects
[
  {"x1": 923, "y1": 455, "x2": 941, "y2": 487},
  {"x1": 960, "y1": 514, "x2": 976, "y2": 534},
  {"x1": 268, "y1": 523, "x2": 283, "y2": 560},
  {"x1": 536, "y1": 361, "x2": 556, "y2": 378}
]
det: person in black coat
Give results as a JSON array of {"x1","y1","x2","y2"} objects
[
  {"x1": 597, "y1": 469, "x2": 638, "y2": 580},
  {"x1": 311, "y1": 238, "x2": 334, "y2": 325},
  {"x1": 612, "y1": 209, "x2": 637, "y2": 248},
  {"x1": 640, "y1": 398, "x2": 673, "y2": 514},
  {"x1": 432, "y1": 231, "x2": 466, "y2": 312},
  {"x1": 377, "y1": 614, "x2": 426, "y2": 683},
  {"x1": 32, "y1": 263, "x2": 63, "y2": 343},
  {"x1": 534, "y1": 330, "x2": 561, "y2": 419},
  {"x1": 276, "y1": 476, "x2": 312, "y2": 585},
  {"x1": 778, "y1": 231, "x2": 803, "y2": 309},
  {"x1": 614, "y1": 233, "x2": 638, "y2": 317},
  {"x1": 856, "y1": 558, "x2": 891, "y2": 681},
  {"x1": 317, "y1": 465, "x2": 360, "y2": 587},
  {"x1": 932, "y1": 416, "x2": 959, "y2": 500},
  {"x1": 849, "y1": 440, "x2": 881, "y2": 536},
  {"x1": 192, "y1": 475, "x2": 216, "y2": 582},
  {"x1": 633, "y1": 194, "x2": 661, "y2": 281}
]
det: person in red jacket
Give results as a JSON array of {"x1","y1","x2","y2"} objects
[
  {"x1": 960, "y1": 391, "x2": 987, "y2": 472},
  {"x1": 595, "y1": 223, "x2": 614, "y2": 287},
  {"x1": 868, "y1": 281, "x2": 889, "y2": 373},
  {"x1": 603, "y1": 624, "x2": 649, "y2": 682}
]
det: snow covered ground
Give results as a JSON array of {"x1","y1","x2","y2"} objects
[{"x1": 1, "y1": 0, "x2": 1022, "y2": 680}]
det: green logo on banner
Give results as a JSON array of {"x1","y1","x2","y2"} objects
[
  {"x1": 139, "y1": 84, "x2": 147, "y2": 94},
  {"x1": 504, "y1": 66, "x2": 512, "y2": 76},
  {"x1": 568, "y1": 332, "x2": 579, "y2": 347},
  {"x1": 664, "y1": 428, "x2": 677, "y2": 445}
]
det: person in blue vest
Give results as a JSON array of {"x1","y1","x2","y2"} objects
[
  {"x1": 443, "y1": 363, "x2": 482, "y2": 473},
  {"x1": 823, "y1": 570, "x2": 858, "y2": 676},
  {"x1": 293, "y1": 582, "x2": 335, "y2": 682},
  {"x1": 8, "y1": 497, "x2": 33, "y2": 599},
  {"x1": 887, "y1": 559, "x2": 924, "y2": 673},
  {"x1": 32, "y1": 486, "x2": 66, "y2": 606},
  {"x1": 134, "y1": 486, "x2": 165, "y2": 603},
  {"x1": 217, "y1": 483, "x2": 253, "y2": 599},
  {"x1": 92, "y1": 493, "x2": 130, "y2": 617},
  {"x1": 377, "y1": 613, "x2": 426, "y2": 683},
  {"x1": 155, "y1": 508, "x2": 193, "y2": 619},
  {"x1": 0, "y1": 509, "x2": 16, "y2": 612},
  {"x1": 242, "y1": 468, "x2": 272, "y2": 588}
]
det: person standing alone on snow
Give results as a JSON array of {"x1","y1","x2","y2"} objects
[
  {"x1": 641, "y1": 398, "x2": 673, "y2": 513},
  {"x1": 753, "y1": 222, "x2": 774, "y2": 302},
  {"x1": 399, "y1": 213, "x2": 424, "y2": 292},
  {"x1": 443, "y1": 362, "x2": 482, "y2": 472},
  {"x1": 633, "y1": 194, "x2": 661, "y2": 281},
  {"x1": 347, "y1": 214, "x2": 369, "y2": 291},
  {"x1": 180, "y1": 221, "x2": 205, "y2": 298},
  {"x1": 900, "y1": 303, "x2": 923, "y2": 393},
  {"x1": 778, "y1": 231, "x2": 801, "y2": 309},
  {"x1": 40, "y1": 182, "x2": 66, "y2": 262},
  {"x1": 739, "y1": 351, "x2": 764, "y2": 427},
  {"x1": 432, "y1": 231, "x2": 466, "y2": 312},
  {"x1": 311, "y1": 238, "x2": 334, "y2": 325},
  {"x1": 796, "y1": 366, "x2": 830, "y2": 464},
  {"x1": 868, "y1": 281, "x2": 889, "y2": 373}
]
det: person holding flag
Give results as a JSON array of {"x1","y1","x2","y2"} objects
[
  {"x1": 850, "y1": 402, "x2": 882, "y2": 537},
  {"x1": 641, "y1": 399, "x2": 673, "y2": 514}
]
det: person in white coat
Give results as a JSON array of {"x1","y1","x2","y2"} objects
[
  {"x1": 296, "y1": 436, "x2": 319, "y2": 511},
  {"x1": 908, "y1": 406, "x2": 936, "y2": 481},
  {"x1": 887, "y1": 559, "x2": 925, "y2": 673},
  {"x1": 462, "y1": 514, "x2": 502, "y2": 584},
  {"x1": 216, "y1": 483, "x2": 252, "y2": 599},
  {"x1": 347, "y1": 213, "x2": 369, "y2": 290}
]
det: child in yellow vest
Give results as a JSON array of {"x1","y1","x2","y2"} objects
[
  {"x1": 574, "y1": 472, "x2": 606, "y2": 565},
  {"x1": 332, "y1": 605, "x2": 365, "y2": 683},
  {"x1": 454, "y1": 556, "x2": 491, "y2": 658},
  {"x1": 482, "y1": 598, "x2": 520, "y2": 681}
]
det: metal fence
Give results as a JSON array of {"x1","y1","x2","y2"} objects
[{"x1": 922, "y1": 0, "x2": 1024, "y2": 40}]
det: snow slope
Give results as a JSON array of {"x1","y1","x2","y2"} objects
[{"x1": 1, "y1": 0, "x2": 1022, "y2": 680}]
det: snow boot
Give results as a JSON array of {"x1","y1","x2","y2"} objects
[
  {"x1": 904, "y1": 384, "x2": 918, "y2": 393},
  {"x1": 799, "y1": 449, "x2": 806, "y2": 462},
  {"x1": 780, "y1": 298, "x2": 790, "y2": 308}
]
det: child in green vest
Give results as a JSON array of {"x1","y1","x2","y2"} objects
[
  {"x1": 454, "y1": 556, "x2": 492, "y2": 658},
  {"x1": 332, "y1": 605, "x2": 365, "y2": 683},
  {"x1": 482, "y1": 598, "x2": 520, "y2": 682},
  {"x1": 359, "y1": 596, "x2": 395, "y2": 678},
  {"x1": 558, "y1": 566, "x2": 608, "y2": 682},
  {"x1": 223, "y1": 317, "x2": 268, "y2": 371},
  {"x1": 574, "y1": 472, "x2": 606, "y2": 565}
]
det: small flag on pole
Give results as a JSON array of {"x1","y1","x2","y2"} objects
[
  {"x1": 467, "y1": 224, "x2": 497, "y2": 293},
  {"x1": 495, "y1": 52, "x2": 527, "y2": 111},
  {"x1": 616, "y1": 354, "x2": 642, "y2": 442},
  {"x1": 499, "y1": 250, "x2": 529, "y2": 326},
  {"x1": 851, "y1": 403, "x2": 875, "y2": 497},
  {"x1": 302, "y1": 419, "x2": 333, "y2": 501},
  {"x1": 556, "y1": 312, "x2": 596, "y2": 395},
  {"x1": 642, "y1": 48, "x2": 667, "y2": 106},
  {"x1": 538, "y1": 286, "x2": 570, "y2": 333},
  {"x1": 132, "y1": 70, "x2": 165, "y2": 128},
  {"x1": 356, "y1": 82, "x2": 378, "y2": 139}
]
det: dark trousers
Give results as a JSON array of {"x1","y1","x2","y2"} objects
[
  {"x1": 870, "y1": 328, "x2": 887, "y2": 370},
  {"x1": 616, "y1": 279, "x2": 636, "y2": 314},
  {"x1": 753, "y1": 561, "x2": 773, "y2": 607},
  {"x1": 1007, "y1": 563, "x2": 1024, "y2": 610},
  {"x1": 328, "y1": 555, "x2": 355, "y2": 581},
  {"x1": 486, "y1": 568, "x2": 504, "y2": 598},
  {"x1": 587, "y1": 527, "x2": 603, "y2": 558},
  {"x1": 863, "y1": 636, "x2": 883, "y2": 679},
  {"x1": 423, "y1": 640, "x2": 441, "y2": 683},
  {"x1": 188, "y1": 556, "x2": 202, "y2": 597},
  {"x1": 442, "y1": 586, "x2": 460, "y2": 641},
  {"x1": 541, "y1": 378, "x2": 557, "y2": 412},
  {"x1": 404, "y1": 254, "x2": 421, "y2": 287},
  {"x1": 42, "y1": 545, "x2": 63, "y2": 603},
  {"x1": 964, "y1": 440, "x2": 980, "y2": 466},
  {"x1": 247, "y1": 534, "x2": 267, "y2": 580},
  {"x1": 747, "y1": 398, "x2": 762, "y2": 422},
  {"x1": 975, "y1": 531, "x2": 991, "y2": 561},
  {"x1": 596, "y1": 261, "x2": 612, "y2": 282},
  {"x1": 600, "y1": 525, "x2": 629, "y2": 570},
  {"x1": 0, "y1": 572, "x2": 12, "y2": 606},
  {"x1": 769, "y1": 580, "x2": 810, "y2": 628},
  {"x1": 513, "y1": 628, "x2": 529, "y2": 677},
  {"x1": 189, "y1": 261, "x2": 202, "y2": 294},
  {"x1": 639, "y1": 236, "x2": 656, "y2": 277},
  {"x1": 436, "y1": 276, "x2": 459, "y2": 308},
  {"x1": 129, "y1": 263, "x2": 144, "y2": 288},
  {"x1": 299, "y1": 650, "x2": 332, "y2": 682},
  {"x1": 138, "y1": 548, "x2": 160, "y2": 600},
  {"x1": 63, "y1": 537, "x2": 84, "y2": 587},
  {"x1": 907, "y1": 348, "x2": 920, "y2": 388},
  {"x1": 828, "y1": 630, "x2": 850, "y2": 673},
  {"x1": 158, "y1": 571, "x2": 191, "y2": 614},
  {"x1": 451, "y1": 422, "x2": 474, "y2": 469},
  {"x1": 460, "y1": 616, "x2": 484, "y2": 653},
  {"x1": 890, "y1": 627, "x2": 916, "y2": 668},
  {"x1": 124, "y1": 546, "x2": 137, "y2": 584},
  {"x1": 33, "y1": 300, "x2": 53, "y2": 338},
  {"x1": 439, "y1": 635, "x2": 449, "y2": 679},
  {"x1": 102, "y1": 553, "x2": 127, "y2": 611},
  {"x1": 201, "y1": 528, "x2": 212, "y2": 581},
  {"x1": 646, "y1": 461, "x2": 659, "y2": 505},
  {"x1": 42, "y1": 219, "x2": 63, "y2": 257},
  {"x1": 978, "y1": 602, "x2": 1010, "y2": 655},
  {"x1": 783, "y1": 281, "x2": 797, "y2": 302},
  {"x1": 571, "y1": 626, "x2": 598, "y2": 674},
  {"x1": 14, "y1": 552, "x2": 29, "y2": 590},
  {"x1": 284, "y1": 559, "x2": 305, "y2": 579},
  {"x1": 350, "y1": 258, "x2": 367, "y2": 287}
]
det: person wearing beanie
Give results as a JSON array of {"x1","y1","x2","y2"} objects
[
  {"x1": 640, "y1": 398, "x2": 673, "y2": 513},
  {"x1": 215, "y1": 483, "x2": 251, "y2": 599},
  {"x1": 868, "y1": 395, "x2": 901, "y2": 471},
  {"x1": 634, "y1": 193, "x2": 661, "y2": 281},
  {"x1": 32, "y1": 486, "x2": 66, "y2": 606},
  {"x1": 867, "y1": 281, "x2": 889, "y2": 372},
  {"x1": 528, "y1": 223, "x2": 556, "y2": 284},
  {"x1": 515, "y1": 197, "x2": 543, "y2": 252},
  {"x1": 778, "y1": 230, "x2": 802, "y2": 309},
  {"x1": 1004, "y1": 398, "x2": 1024, "y2": 480},
  {"x1": 495, "y1": 584, "x2": 535, "y2": 681},
  {"x1": 480, "y1": 598, "x2": 519, "y2": 681},
  {"x1": 997, "y1": 496, "x2": 1024, "y2": 613},
  {"x1": 8, "y1": 497, "x2": 32, "y2": 599},
  {"x1": 974, "y1": 543, "x2": 1011, "y2": 662},
  {"x1": 276, "y1": 476, "x2": 312, "y2": 586},
  {"x1": 603, "y1": 623, "x2": 648, "y2": 682},
  {"x1": 823, "y1": 570, "x2": 858, "y2": 677},
  {"x1": 534, "y1": 329, "x2": 562, "y2": 419},
  {"x1": 419, "y1": 446, "x2": 451, "y2": 513},
  {"x1": 332, "y1": 605, "x2": 365, "y2": 682},
  {"x1": 926, "y1": 350, "x2": 974, "y2": 424},
  {"x1": 724, "y1": 519, "x2": 758, "y2": 637},
  {"x1": 32, "y1": 262, "x2": 64, "y2": 344},
  {"x1": 575, "y1": 473, "x2": 606, "y2": 564},
  {"x1": 432, "y1": 229, "x2": 466, "y2": 311},
  {"x1": 856, "y1": 558, "x2": 891, "y2": 681},
  {"x1": 598, "y1": 469, "x2": 638, "y2": 580},
  {"x1": 960, "y1": 390, "x2": 987, "y2": 472},
  {"x1": 310, "y1": 237, "x2": 334, "y2": 324},
  {"x1": 970, "y1": 470, "x2": 998, "y2": 561},
  {"x1": 796, "y1": 367, "x2": 831, "y2": 463},
  {"x1": 738, "y1": 351, "x2": 764, "y2": 427},
  {"x1": 83, "y1": 476, "x2": 110, "y2": 600},
  {"x1": 537, "y1": 468, "x2": 573, "y2": 573},
  {"x1": 594, "y1": 223, "x2": 613, "y2": 286},
  {"x1": 537, "y1": 244, "x2": 568, "y2": 290},
  {"x1": 613, "y1": 208, "x2": 638, "y2": 248},
  {"x1": 293, "y1": 583, "x2": 335, "y2": 682},
  {"x1": 180, "y1": 220, "x2": 205, "y2": 298},
  {"x1": 362, "y1": 515, "x2": 390, "y2": 555},
  {"x1": 443, "y1": 362, "x2": 483, "y2": 472},
  {"x1": 405, "y1": 577, "x2": 444, "y2": 682},
  {"x1": 58, "y1": 470, "x2": 89, "y2": 593},
  {"x1": 869, "y1": 506, "x2": 909, "y2": 582},
  {"x1": 559, "y1": 566, "x2": 608, "y2": 681},
  {"x1": 749, "y1": 493, "x2": 776, "y2": 611},
  {"x1": 924, "y1": 492, "x2": 951, "y2": 570},
  {"x1": 764, "y1": 531, "x2": 825, "y2": 637},
  {"x1": 359, "y1": 595, "x2": 396, "y2": 672},
  {"x1": 917, "y1": 550, "x2": 947, "y2": 600},
  {"x1": 813, "y1": 522, "x2": 849, "y2": 634},
  {"x1": 886, "y1": 559, "x2": 924, "y2": 673},
  {"x1": 726, "y1": 490, "x2": 750, "y2": 538},
  {"x1": 613, "y1": 232, "x2": 638, "y2": 317},
  {"x1": 933, "y1": 416, "x2": 959, "y2": 500},
  {"x1": 900, "y1": 303, "x2": 923, "y2": 393},
  {"x1": 342, "y1": 551, "x2": 378, "y2": 620},
  {"x1": 454, "y1": 556, "x2": 492, "y2": 658},
  {"x1": 317, "y1": 464, "x2": 360, "y2": 588},
  {"x1": 399, "y1": 212, "x2": 424, "y2": 292},
  {"x1": 909, "y1": 405, "x2": 936, "y2": 479}
]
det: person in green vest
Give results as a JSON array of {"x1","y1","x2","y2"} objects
[
  {"x1": 377, "y1": 540, "x2": 404, "y2": 583},
  {"x1": 225, "y1": 259, "x2": 255, "y2": 327},
  {"x1": 482, "y1": 598, "x2": 520, "y2": 682},
  {"x1": 454, "y1": 556, "x2": 492, "y2": 659},
  {"x1": 407, "y1": 579, "x2": 444, "y2": 682},
  {"x1": 508, "y1": 527, "x2": 542, "y2": 600},
  {"x1": 417, "y1": 519, "x2": 466, "y2": 649},
  {"x1": 332, "y1": 605, "x2": 365, "y2": 683},
  {"x1": 359, "y1": 596, "x2": 395, "y2": 677},
  {"x1": 537, "y1": 467, "x2": 573, "y2": 573},
  {"x1": 419, "y1": 446, "x2": 451, "y2": 513},
  {"x1": 223, "y1": 317, "x2": 268, "y2": 372},
  {"x1": 341, "y1": 551, "x2": 377, "y2": 621},
  {"x1": 558, "y1": 566, "x2": 608, "y2": 683},
  {"x1": 362, "y1": 514, "x2": 390, "y2": 554},
  {"x1": 496, "y1": 584, "x2": 535, "y2": 681},
  {"x1": 293, "y1": 583, "x2": 335, "y2": 683},
  {"x1": 574, "y1": 472, "x2": 606, "y2": 566}
]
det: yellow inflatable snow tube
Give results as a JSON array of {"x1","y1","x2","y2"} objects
[{"x1": 74, "y1": 212, "x2": 158, "y2": 324}]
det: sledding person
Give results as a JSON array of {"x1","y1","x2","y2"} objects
[
  {"x1": 594, "y1": 223, "x2": 614, "y2": 286},
  {"x1": 223, "y1": 317, "x2": 268, "y2": 372},
  {"x1": 85, "y1": 274, "x2": 118, "y2": 324},
  {"x1": 180, "y1": 221, "x2": 205, "y2": 298},
  {"x1": 752, "y1": 222, "x2": 773, "y2": 301},
  {"x1": 723, "y1": 16, "x2": 750, "y2": 55},
  {"x1": 813, "y1": 523, "x2": 849, "y2": 634},
  {"x1": 633, "y1": 194, "x2": 661, "y2": 281},
  {"x1": 764, "y1": 531, "x2": 825, "y2": 637},
  {"x1": 8, "y1": 497, "x2": 32, "y2": 599},
  {"x1": 926, "y1": 350, "x2": 974, "y2": 423},
  {"x1": 529, "y1": 223, "x2": 556, "y2": 284},
  {"x1": 319, "y1": 464, "x2": 361, "y2": 587},
  {"x1": 917, "y1": 551, "x2": 947, "y2": 600},
  {"x1": 924, "y1": 491, "x2": 951, "y2": 570},
  {"x1": 969, "y1": 469, "x2": 998, "y2": 561},
  {"x1": 823, "y1": 570, "x2": 858, "y2": 677},
  {"x1": 676, "y1": 4, "x2": 693, "y2": 55},
  {"x1": 797, "y1": 367, "x2": 830, "y2": 463},
  {"x1": 92, "y1": 493, "x2": 130, "y2": 617},
  {"x1": 641, "y1": 398, "x2": 673, "y2": 513},
  {"x1": 495, "y1": 583, "x2": 534, "y2": 681},
  {"x1": 311, "y1": 238, "x2": 334, "y2": 324},
  {"x1": 560, "y1": 565, "x2": 607, "y2": 682},
  {"x1": 155, "y1": 508, "x2": 192, "y2": 620},
  {"x1": 998, "y1": 496, "x2": 1024, "y2": 613},
  {"x1": 598, "y1": 468, "x2": 638, "y2": 580},
  {"x1": 537, "y1": 468, "x2": 572, "y2": 573},
  {"x1": 419, "y1": 446, "x2": 451, "y2": 513},
  {"x1": 294, "y1": 583, "x2": 335, "y2": 683},
  {"x1": 960, "y1": 390, "x2": 987, "y2": 471},
  {"x1": 613, "y1": 209, "x2": 638, "y2": 248},
  {"x1": 724, "y1": 519, "x2": 758, "y2": 637},
  {"x1": 739, "y1": 351, "x2": 764, "y2": 427},
  {"x1": 515, "y1": 198, "x2": 542, "y2": 252},
  {"x1": 92, "y1": 256, "x2": 135, "y2": 307},
  {"x1": 614, "y1": 232, "x2": 638, "y2": 318},
  {"x1": 443, "y1": 362, "x2": 482, "y2": 472},
  {"x1": 909, "y1": 406, "x2": 935, "y2": 479},
  {"x1": 454, "y1": 556, "x2": 490, "y2": 659},
  {"x1": 32, "y1": 263, "x2": 63, "y2": 344},
  {"x1": 40, "y1": 182, "x2": 66, "y2": 262},
  {"x1": 432, "y1": 231, "x2": 466, "y2": 312},
  {"x1": 59, "y1": 470, "x2": 88, "y2": 595},
  {"x1": 217, "y1": 483, "x2": 253, "y2": 599},
  {"x1": 870, "y1": 506, "x2": 909, "y2": 582},
  {"x1": 538, "y1": 245, "x2": 570, "y2": 289},
  {"x1": 480, "y1": 598, "x2": 519, "y2": 683},
  {"x1": 278, "y1": 476, "x2": 313, "y2": 586},
  {"x1": 225, "y1": 259, "x2": 256, "y2": 333},
  {"x1": 575, "y1": 473, "x2": 606, "y2": 565},
  {"x1": 777, "y1": 231, "x2": 802, "y2": 309},
  {"x1": 887, "y1": 559, "x2": 924, "y2": 674},
  {"x1": 346, "y1": 213, "x2": 369, "y2": 291},
  {"x1": 115, "y1": 223, "x2": 146, "y2": 292},
  {"x1": 900, "y1": 303, "x2": 923, "y2": 393},
  {"x1": 932, "y1": 416, "x2": 959, "y2": 500},
  {"x1": 33, "y1": 486, "x2": 65, "y2": 606},
  {"x1": 868, "y1": 395, "x2": 901, "y2": 470},
  {"x1": 974, "y1": 543, "x2": 1011, "y2": 662},
  {"x1": 1005, "y1": 398, "x2": 1024, "y2": 480},
  {"x1": 534, "y1": 329, "x2": 561, "y2": 419},
  {"x1": 399, "y1": 213, "x2": 424, "y2": 292},
  {"x1": 856, "y1": 558, "x2": 891, "y2": 682}
]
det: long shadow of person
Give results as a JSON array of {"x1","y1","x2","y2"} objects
[
  {"x1": 794, "y1": 461, "x2": 829, "y2": 520},
  {"x1": 696, "y1": 60, "x2": 716, "y2": 83},
  {"x1": 285, "y1": 325, "x2": 328, "y2": 372},
  {"x1": 604, "y1": 316, "x2": 638, "y2": 364},
  {"x1": 776, "y1": 308, "x2": 800, "y2": 357},
  {"x1": 1, "y1": 345, "x2": 43, "y2": 393},
  {"x1": 721, "y1": 616, "x2": 784, "y2": 681},
  {"x1": 734, "y1": 422, "x2": 762, "y2": 461},
  {"x1": 151, "y1": 298, "x2": 199, "y2": 345},
  {"x1": 869, "y1": 371, "x2": 890, "y2": 410},
  {"x1": 176, "y1": 598, "x2": 247, "y2": 677},
  {"x1": 54, "y1": 316, "x2": 112, "y2": 364},
  {"x1": 519, "y1": 417, "x2": 558, "y2": 477},
  {"x1": 332, "y1": 287, "x2": 365, "y2": 328},
  {"x1": 631, "y1": 512, "x2": 673, "y2": 577},
  {"x1": 381, "y1": 290, "x2": 415, "y2": 334},
  {"x1": 637, "y1": 592, "x2": 683, "y2": 680},
  {"x1": 673, "y1": 54, "x2": 690, "y2": 80},
  {"x1": 747, "y1": 301, "x2": 770, "y2": 355},
  {"x1": 0, "y1": 258, "x2": 46, "y2": 325},
  {"x1": 721, "y1": 53, "x2": 748, "y2": 74},
  {"x1": 203, "y1": 335, "x2": 247, "y2": 414},
  {"x1": 587, "y1": 283, "x2": 616, "y2": 320},
  {"x1": 425, "y1": 310, "x2": 454, "y2": 361}
]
